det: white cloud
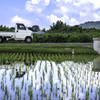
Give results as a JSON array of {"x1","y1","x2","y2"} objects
[
  {"x1": 73, "y1": 0, "x2": 87, "y2": 6},
  {"x1": 25, "y1": 1, "x2": 42, "y2": 13},
  {"x1": 53, "y1": 0, "x2": 100, "y2": 25},
  {"x1": 47, "y1": 14, "x2": 60, "y2": 23},
  {"x1": 53, "y1": 0, "x2": 90, "y2": 16},
  {"x1": 59, "y1": 6, "x2": 68, "y2": 14},
  {"x1": 25, "y1": 0, "x2": 50, "y2": 13},
  {"x1": 56, "y1": 0, "x2": 61, "y2": 2},
  {"x1": 55, "y1": 0, "x2": 100, "y2": 10},
  {"x1": 93, "y1": 13, "x2": 100, "y2": 20},
  {"x1": 56, "y1": 0, "x2": 72, "y2": 3},
  {"x1": 73, "y1": 0, "x2": 100, "y2": 9},
  {"x1": 75, "y1": 0, "x2": 100, "y2": 9},
  {"x1": 79, "y1": 12, "x2": 87, "y2": 17},
  {"x1": 47, "y1": 14, "x2": 78, "y2": 26},
  {"x1": 60, "y1": 6, "x2": 67, "y2": 12},
  {"x1": 86, "y1": 0, "x2": 100, "y2": 9},
  {"x1": 61, "y1": 15, "x2": 69, "y2": 22},
  {"x1": 70, "y1": 18, "x2": 79, "y2": 25},
  {"x1": 44, "y1": 0, "x2": 50, "y2": 5},
  {"x1": 31, "y1": 0, "x2": 40, "y2": 5},
  {"x1": 11, "y1": 15, "x2": 31, "y2": 26},
  {"x1": 64, "y1": 0, "x2": 72, "y2": 3},
  {"x1": 53, "y1": 6, "x2": 69, "y2": 15}
]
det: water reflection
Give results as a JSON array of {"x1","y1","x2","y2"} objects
[
  {"x1": 0, "y1": 62, "x2": 32, "y2": 78},
  {"x1": 15, "y1": 70, "x2": 26, "y2": 78}
]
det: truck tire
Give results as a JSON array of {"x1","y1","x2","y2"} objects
[
  {"x1": 25, "y1": 37, "x2": 32, "y2": 43},
  {"x1": 3, "y1": 37, "x2": 6, "y2": 41},
  {"x1": 0, "y1": 37, "x2": 3, "y2": 43}
]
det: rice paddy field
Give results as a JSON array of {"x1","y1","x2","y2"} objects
[{"x1": 0, "y1": 52, "x2": 100, "y2": 100}]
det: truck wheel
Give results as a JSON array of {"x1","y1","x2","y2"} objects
[
  {"x1": 25, "y1": 37, "x2": 32, "y2": 43},
  {"x1": 3, "y1": 37, "x2": 6, "y2": 41},
  {"x1": 0, "y1": 37, "x2": 3, "y2": 43}
]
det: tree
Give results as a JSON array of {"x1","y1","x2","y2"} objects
[
  {"x1": 42, "y1": 28, "x2": 46, "y2": 32},
  {"x1": 10, "y1": 27, "x2": 15, "y2": 31},
  {"x1": 0, "y1": 25, "x2": 3, "y2": 28},
  {"x1": 32, "y1": 25, "x2": 40, "y2": 32},
  {"x1": 50, "y1": 20, "x2": 66, "y2": 31}
]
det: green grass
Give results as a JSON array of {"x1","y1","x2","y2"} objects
[
  {"x1": 0, "y1": 44, "x2": 86, "y2": 48},
  {"x1": 0, "y1": 44, "x2": 98, "y2": 54}
]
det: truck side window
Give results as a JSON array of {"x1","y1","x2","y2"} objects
[{"x1": 17, "y1": 24, "x2": 26, "y2": 30}]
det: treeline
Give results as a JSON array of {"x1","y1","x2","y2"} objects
[
  {"x1": 0, "y1": 25, "x2": 13, "y2": 32},
  {"x1": 46, "y1": 20, "x2": 100, "y2": 34}
]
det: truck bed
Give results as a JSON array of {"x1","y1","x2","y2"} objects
[{"x1": 0, "y1": 32, "x2": 15, "y2": 37}]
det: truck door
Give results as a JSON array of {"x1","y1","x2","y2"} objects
[{"x1": 15, "y1": 24, "x2": 26, "y2": 40}]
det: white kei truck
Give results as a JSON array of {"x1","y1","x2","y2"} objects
[{"x1": 0, "y1": 23, "x2": 33, "y2": 43}]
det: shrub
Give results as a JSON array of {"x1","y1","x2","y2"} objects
[{"x1": 33, "y1": 33, "x2": 36, "y2": 43}]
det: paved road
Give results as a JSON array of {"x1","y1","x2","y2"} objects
[{"x1": 0, "y1": 43, "x2": 93, "y2": 45}]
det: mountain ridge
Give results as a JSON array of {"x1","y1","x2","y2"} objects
[{"x1": 79, "y1": 21, "x2": 100, "y2": 29}]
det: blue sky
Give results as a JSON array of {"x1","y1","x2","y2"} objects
[{"x1": 0, "y1": 0, "x2": 100, "y2": 30}]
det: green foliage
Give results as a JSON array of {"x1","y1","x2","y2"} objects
[
  {"x1": 35, "y1": 33, "x2": 94, "y2": 43},
  {"x1": 33, "y1": 33, "x2": 36, "y2": 43},
  {"x1": 0, "y1": 25, "x2": 13, "y2": 32},
  {"x1": 42, "y1": 28, "x2": 46, "y2": 32},
  {"x1": 78, "y1": 34, "x2": 93, "y2": 42},
  {"x1": 10, "y1": 27, "x2": 15, "y2": 31},
  {"x1": 50, "y1": 20, "x2": 66, "y2": 31}
]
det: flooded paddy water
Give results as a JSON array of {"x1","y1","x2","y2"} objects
[{"x1": 0, "y1": 53, "x2": 100, "y2": 100}]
